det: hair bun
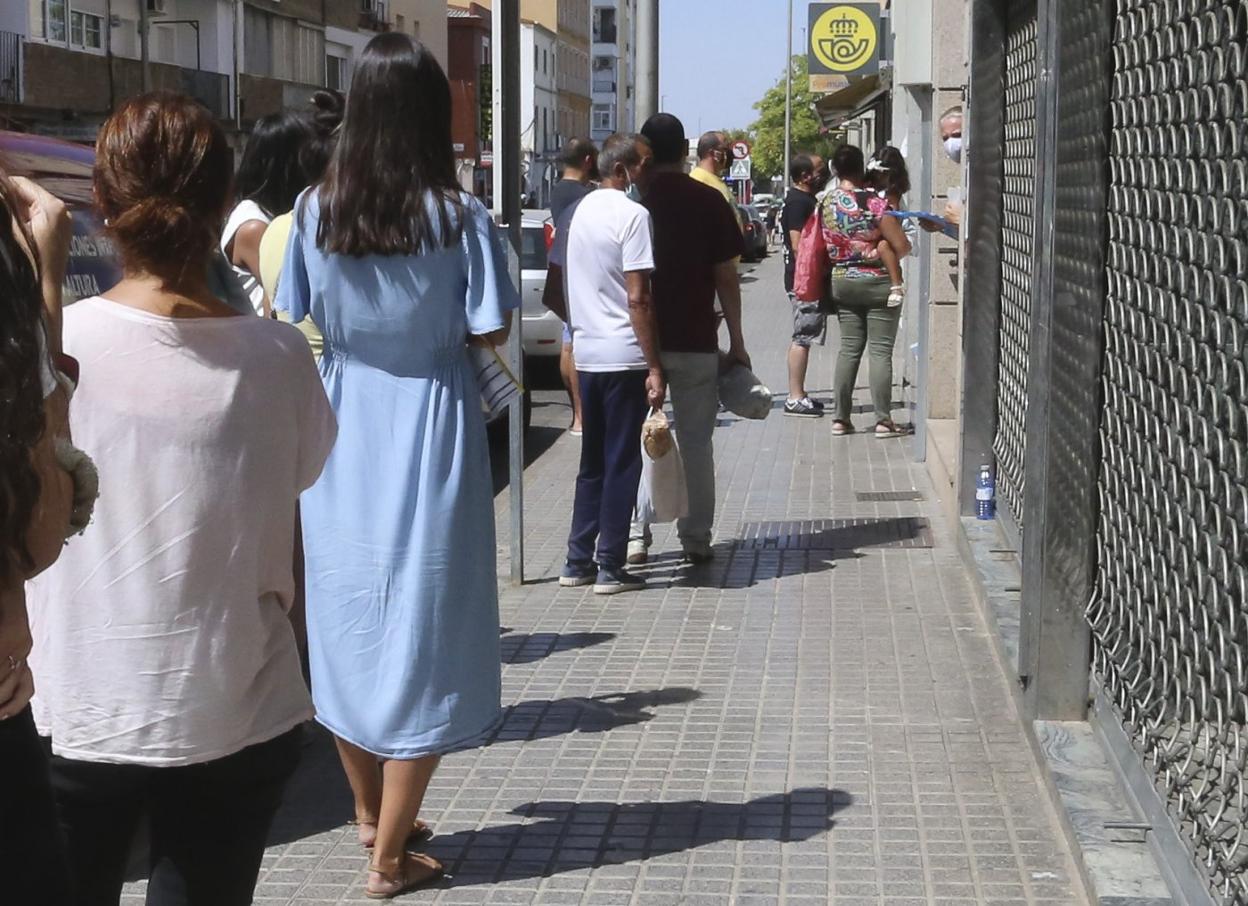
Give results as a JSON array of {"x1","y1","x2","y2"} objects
[{"x1": 310, "y1": 90, "x2": 345, "y2": 133}]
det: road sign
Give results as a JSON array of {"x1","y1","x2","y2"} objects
[
  {"x1": 731, "y1": 140, "x2": 751, "y2": 161},
  {"x1": 808, "y1": 3, "x2": 881, "y2": 84},
  {"x1": 730, "y1": 158, "x2": 752, "y2": 181}
]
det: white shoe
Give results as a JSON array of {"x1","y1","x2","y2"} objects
[
  {"x1": 626, "y1": 539, "x2": 649, "y2": 565},
  {"x1": 887, "y1": 285, "x2": 904, "y2": 307}
]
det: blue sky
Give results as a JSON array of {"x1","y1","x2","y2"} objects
[{"x1": 659, "y1": 0, "x2": 808, "y2": 134}]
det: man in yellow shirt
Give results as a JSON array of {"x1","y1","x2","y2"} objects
[
  {"x1": 689, "y1": 131, "x2": 743, "y2": 260},
  {"x1": 689, "y1": 131, "x2": 737, "y2": 209}
]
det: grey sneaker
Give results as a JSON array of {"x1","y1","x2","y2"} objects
[
  {"x1": 626, "y1": 539, "x2": 649, "y2": 565},
  {"x1": 593, "y1": 567, "x2": 646, "y2": 595},
  {"x1": 559, "y1": 560, "x2": 597, "y2": 587},
  {"x1": 784, "y1": 397, "x2": 823, "y2": 418}
]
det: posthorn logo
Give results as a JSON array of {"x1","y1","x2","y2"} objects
[{"x1": 810, "y1": 5, "x2": 878, "y2": 74}]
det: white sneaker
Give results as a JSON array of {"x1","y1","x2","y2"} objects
[{"x1": 626, "y1": 539, "x2": 649, "y2": 565}]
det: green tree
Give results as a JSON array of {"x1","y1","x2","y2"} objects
[{"x1": 749, "y1": 56, "x2": 838, "y2": 182}]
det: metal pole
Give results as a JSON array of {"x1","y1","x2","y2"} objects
[
  {"x1": 233, "y1": 0, "x2": 241, "y2": 129},
  {"x1": 139, "y1": 0, "x2": 151, "y2": 92},
  {"x1": 635, "y1": 0, "x2": 658, "y2": 122},
  {"x1": 783, "y1": 0, "x2": 793, "y2": 187},
  {"x1": 493, "y1": 1, "x2": 525, "y2": 586}
]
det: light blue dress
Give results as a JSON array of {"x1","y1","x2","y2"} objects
[{"x1": 276, "y1": 191, "x2": 519, "y2": 758}]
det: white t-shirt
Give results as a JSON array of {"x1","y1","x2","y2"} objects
[
  {"x1": 221, "y1": 199, "x2": 271, "y2": 316},
  {"x1": 552, "y1": 188, "x2": 654, "y2": 372},
  {"x1": 27, "y1": 296, "x2": 337, "y2": 766}
]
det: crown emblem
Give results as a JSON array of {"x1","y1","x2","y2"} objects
[{"x1": 830, "y1": 15, "x2": 858, "y2": 38}]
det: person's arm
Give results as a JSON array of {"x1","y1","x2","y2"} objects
[
  {"x1": 25, "y1": 390, "x2": 75, "y2": 577},
  {"x1": 626, "y1": 270, "x2": 665, "y2": 409},
  {"x1": 542, "y1": 263, "x2": 568, "y2": 321},
  {"x1": 227, "y1": 219, "x2": 269, "y2": 315},
  {"x1": 714, "y1": 261, "x2": 750, "y2": 369},
  {"x1": 878, "y1": 212, "x2": 912, "y2": 261},
  {"x1": 0, "y1": 588, "x2": 34, "y2": 719},
  {"x1": 11, "y1": 177, "x2": 72, "y2": 352},
  {"x1": 476, "y1": 311, "x2": 512, "y2": 348}
]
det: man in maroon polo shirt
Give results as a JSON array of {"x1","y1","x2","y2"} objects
[{"x1": 628, "y1": 113, "x2": 750, "y2": 565}]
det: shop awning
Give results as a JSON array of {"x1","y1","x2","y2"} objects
[{"x1": 812, "y1": 72, "x2": 889, "y2": 128}]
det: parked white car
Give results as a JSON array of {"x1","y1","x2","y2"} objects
[{"x1": 520, "y1": 210, "x2": 563, "y2": 360}]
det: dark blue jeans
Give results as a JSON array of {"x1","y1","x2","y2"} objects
[{"x1": 568, "y1": 369, "x2": 649, "y2": 570}]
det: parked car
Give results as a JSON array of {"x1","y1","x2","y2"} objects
[
  {"x1": 737, "y1": 204, "x2": 769, "y2": 261},
  {"x1": 0, "y1": 131, "x2": 122, "y2": 302},
  {"x1": 520, "y1": 210, "x2": 561, "y2": 361}
]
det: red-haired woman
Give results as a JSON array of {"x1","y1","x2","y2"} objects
[{"x1": 25, "y1": 92, "x2": 337, "y2": 906}]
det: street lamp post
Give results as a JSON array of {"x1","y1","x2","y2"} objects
[{"x1": 783, "y1": 0, "x2": 793, "y2": 188}]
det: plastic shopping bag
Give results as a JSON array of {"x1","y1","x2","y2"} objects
[
  {"x1": 717, "y1": 357, "x2": 773, "y2": 420},
  {"x1": 636, "y1": 411, "x2": 688, "y2": 524},
  {"x1": 642, "y1": 408, "x2": 674, "y2": 459},
  {"x1": 792, "y1": 209, "x2": 828, "y2": 303}
]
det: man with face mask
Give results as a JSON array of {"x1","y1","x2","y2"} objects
[
  {"x1": 782, "y1": 153, "x2": 830, "y2": 417},
  {"x1": 543, "y1": 134, "x2": 665, "y2": 595},
  {"x1": 689, "y1": 131, "x2": 738, "y2": 213}
]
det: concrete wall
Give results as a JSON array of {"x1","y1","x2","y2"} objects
[
  {"x1": 390, "y1": 0, "x2": 449, "y2": 69},
  {"x1": 888, "y1": 0, "x2": 968, "y2": 468}
]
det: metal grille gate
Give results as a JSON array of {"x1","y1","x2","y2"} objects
[
  {"x1": 992, "y1": 1, "x2": 1039, "y2": 531},
  {"x1": 1087, "y1": 1, "x2": 1248, "y2": 901}
]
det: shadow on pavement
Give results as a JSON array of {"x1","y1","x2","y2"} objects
[
  {"x1": 632, "y1": 544, "x2": 860, "y2": 591},
  {"x1": 483, "y1": 687, "x2": 703, "y2": 744},
  {"x1": 500, "y1": 630, "x2": 616, "y2": 665},
  {"x1": 265, "y1": 688, "x2": 701, "y2": 847},
  {"x1": 425, "y1": 787, "x2": 852, "y2": 887}
]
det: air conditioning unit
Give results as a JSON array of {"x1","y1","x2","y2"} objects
[{"x1": 146, "y1": 0, "x2": 168, "y2": 17}]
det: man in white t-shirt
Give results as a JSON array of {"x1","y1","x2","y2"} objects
[{"x1": 543, "y1": 133, "x2": 664, "y2": 595}]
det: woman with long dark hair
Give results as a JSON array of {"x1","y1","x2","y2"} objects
[
  {"x1": 277, "y1": 33, "x2": 519, "y2": 899},
  {"x1": 26, "y1": 92, "x2": 336, "y2": 905},
  {"x1": 261, "y1": 89, "x2": 346, "y2": 358},
  {"x1": 0, "y1": 167, "x2": 76, "y2": 905},
  {"x1": 223, "y1": 110, "x2": 313, "y2": 315}
]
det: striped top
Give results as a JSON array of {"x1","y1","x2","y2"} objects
[{"x1": 221, "y1": 199, "x2": 271, "y2": 316}]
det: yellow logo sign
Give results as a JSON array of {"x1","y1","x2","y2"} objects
[{"x1": 810, "y1": 5, "x2": 878, "y2": 74}]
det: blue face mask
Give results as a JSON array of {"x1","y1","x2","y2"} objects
[{"x1": 625, "y1": 182, "x2": 642, "y2": 202}]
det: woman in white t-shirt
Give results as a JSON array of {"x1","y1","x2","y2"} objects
[
  {"x1": 26, "y1": 92, "x2": 337, "y2": 906},
  {"x1": 222, "y1": 110, "x2": 313, "y2": 316}
]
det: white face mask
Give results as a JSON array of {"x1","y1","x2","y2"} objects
[
  {"x1": 623, "y1": 170, "x2": 642, "y2": 201},
  {"x1": 944, "y1": 136, "x2": 963, "y2": 163}
]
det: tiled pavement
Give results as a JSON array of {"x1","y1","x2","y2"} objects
[{"x1": 123, "y1": 254, "x2": 1087, "y2": 905}]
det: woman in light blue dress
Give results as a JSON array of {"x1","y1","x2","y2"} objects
[{"x1": 275, "y1": 33, "x2": 519, "y2": 900}]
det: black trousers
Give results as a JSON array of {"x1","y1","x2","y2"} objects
[
  {"x1": 567, "y1": 369, "x2": 649, "y2": 569},
  {"x1": 46, "y1": 725, "x2": 302, "y2": 906},
  {"x1": 0, "y1": 706, "x2": 72, "y2": 903}
]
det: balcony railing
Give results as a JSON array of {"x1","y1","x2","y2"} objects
[
  {"x1": 0, "y1": 30, "x2": 21, "y2": 103},
  {"x1": 359, "y1": 0, "x2": 391, "y2": 32},
  {"x1": 592, "y1": 79, "x2": 616, "y2": 93}
]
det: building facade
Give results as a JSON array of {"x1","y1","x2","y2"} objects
[
  {"x1": 520, "y1": 20, "x2": 558, "y2": 208},
  {"x1": 0, "y1": 0, "x2": 447, "y2": 140},
  {"x1": 590, "y1": 0, "x2": 633, "y2": 142},
  {"x1": 447, "y1": 3, "x2": 491, "y2": 197}
]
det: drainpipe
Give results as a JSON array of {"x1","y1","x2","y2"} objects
[
  {"x1": 139, "y1": 0, "x2": 151, "y2": 91},
  {"x1": 232, "y1": 0, "x2": 241, "y2": 130}
]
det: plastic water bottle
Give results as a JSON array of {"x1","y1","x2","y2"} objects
[{"x1": 976, "y1": 464, "x2": 996, "y2": 520}]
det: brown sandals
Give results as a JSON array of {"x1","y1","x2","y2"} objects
[{"x1": 365, "y1": 852, "x2": 444, "y2": 899}]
